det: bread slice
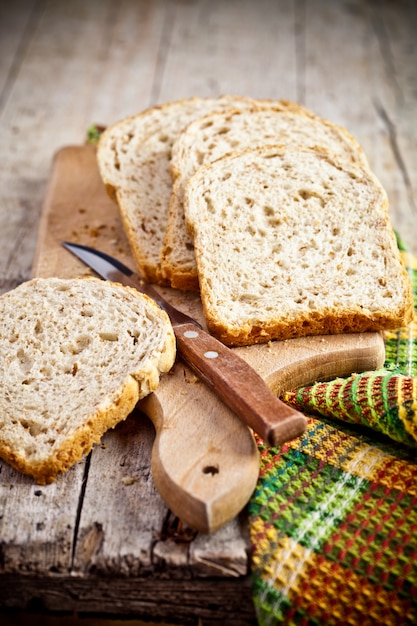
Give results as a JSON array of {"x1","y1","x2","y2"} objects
[
  {"x1": 0, "y1": 277, "x2": 176, "y2": 484},
  {"x1": 96, "y1": 96, "x2": 266, "y2": 286},
  {"x1": 161, "y1": 104, "x2": 368, "y2": 290},
  {"x1": 184, "y1": 145, "x2": 413, "y2": 346}
]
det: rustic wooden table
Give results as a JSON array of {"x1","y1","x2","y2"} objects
[{"x1": 0, "y1": 1, "x2": 416, "y2": 625}]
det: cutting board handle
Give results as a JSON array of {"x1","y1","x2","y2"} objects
[{"x1": 140, "y1": 361, "x2": 260, "y2": 534}]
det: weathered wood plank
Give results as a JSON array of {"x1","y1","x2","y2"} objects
[
  {"x1": 90, "y1": 0, "x2": 170, "y2": 123},
  {"x1": 0, "y1": 458, "x2": 85, "y2": 574},
  {"x1": 300, "y1": 0, "x2": 417, "y2": 254},
  {"x1": 157, "y1": 0, "x2": 298, "y2": 101},
  {"x1": 0, "y1": 574, "x2": 257, "y2": 625},
  {"x1": 0, "y1": 0, "x2": 39, "y2": 102},
  {"x1": 189, "y1": 517, "x2": 250, "y2": 577},
  {"x1": 72, "y1": 412, "x2": 167, "y2": 576},
  {"x1": 369, "y1": 0, "x2": 417, "y2": 253}
]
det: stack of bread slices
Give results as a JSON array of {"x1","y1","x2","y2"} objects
[{"x1": 97, "y1": 96, "x2": 413, "y2": 347}]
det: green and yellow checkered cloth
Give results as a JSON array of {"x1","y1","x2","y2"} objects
[{"x1": 249, "y1": 240, "x2": 417, "y2": 625}]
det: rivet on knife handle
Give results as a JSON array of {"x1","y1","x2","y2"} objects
[
  {"x1": 62, "y1": 242, "x2": 307, "y2": 446},
  {"x1": 174, "y1": 322, "x2": 307, "y2": 446}
]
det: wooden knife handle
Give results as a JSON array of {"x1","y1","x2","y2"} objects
[{"x1": 174, "y1": 322, "x2": 307, "y2": 446}]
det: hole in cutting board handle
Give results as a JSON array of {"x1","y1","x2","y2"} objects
[{"x1": 203, "y1": 465, "x2": 220, "y2": 476}]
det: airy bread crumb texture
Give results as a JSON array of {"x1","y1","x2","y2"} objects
[
  {"x1": 0, "y1": 277, "x2": 176, "y2": 483},
  {"x1": 162, "y1": 104, "x2": 368, "y2": 290},
  {"x1": 97, "y1": 95, "x2": 268, "y2": 285},
  {"x1": 185, "y1": 145, "x2": 413, "y2": 346}
]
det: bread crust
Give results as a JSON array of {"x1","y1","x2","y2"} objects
[
  {"x1": 205, "y1": 307, "x2": 414, "y2": 347},
  {"x1": 0, "y1": 375, "x2": 139, "y2": 484},
  {"x1": 0, "y1": 277, "x2": 176, "y2": 483},
  {"x1": 185, "y1": 145, "x2": 413, "y2": 346}
]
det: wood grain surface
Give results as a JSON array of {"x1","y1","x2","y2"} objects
[{"x1": 0, "y1": 1, "x2": 416, "y2": 624}]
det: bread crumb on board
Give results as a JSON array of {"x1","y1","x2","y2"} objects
[{"x1": 121, "y1": 476, "x2": 139, "y2": 486}]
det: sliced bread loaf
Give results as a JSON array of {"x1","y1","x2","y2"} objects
[
  {"x1": 161, "y1": 104, "x2": 368, "y2": 290},
  {"x1": 96, "y1": 96, "x2": 266, "y2": 286},
  {"x1": 0, "y1": 277, "x2": 176, "y2": 484},
  {"x1": 184, "y1": 145, "x2": 413, "y2": 346}
]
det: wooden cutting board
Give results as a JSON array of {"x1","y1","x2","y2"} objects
[{"x1": 32, "y1": 145, "x2": 386, "y2": 533}]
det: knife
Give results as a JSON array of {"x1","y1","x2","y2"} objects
[{"x1": 62, "y1": 242, "x2": 307, "y2": 446}]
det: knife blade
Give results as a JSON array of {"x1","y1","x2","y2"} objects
[{"x1": 62, "y1": 241, "x2": 307, "y2": 446}]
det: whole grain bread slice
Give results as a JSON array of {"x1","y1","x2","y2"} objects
[
  {"x1": 96, "y1": 96, "x2": 267, "y2": 285},
  {"x1": 0, "y1": 277, "x2": 176, "y2": 484},
  {"x1": 161, "y1": 104, "x2": 368, "y2": 290},
  {"x1": 184, "y1": 145, "x2": 413, "y2": 346}
]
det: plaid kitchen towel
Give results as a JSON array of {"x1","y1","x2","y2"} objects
[{"x1": 249, "y1": 239, "x2": 417, "y2": 625}]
